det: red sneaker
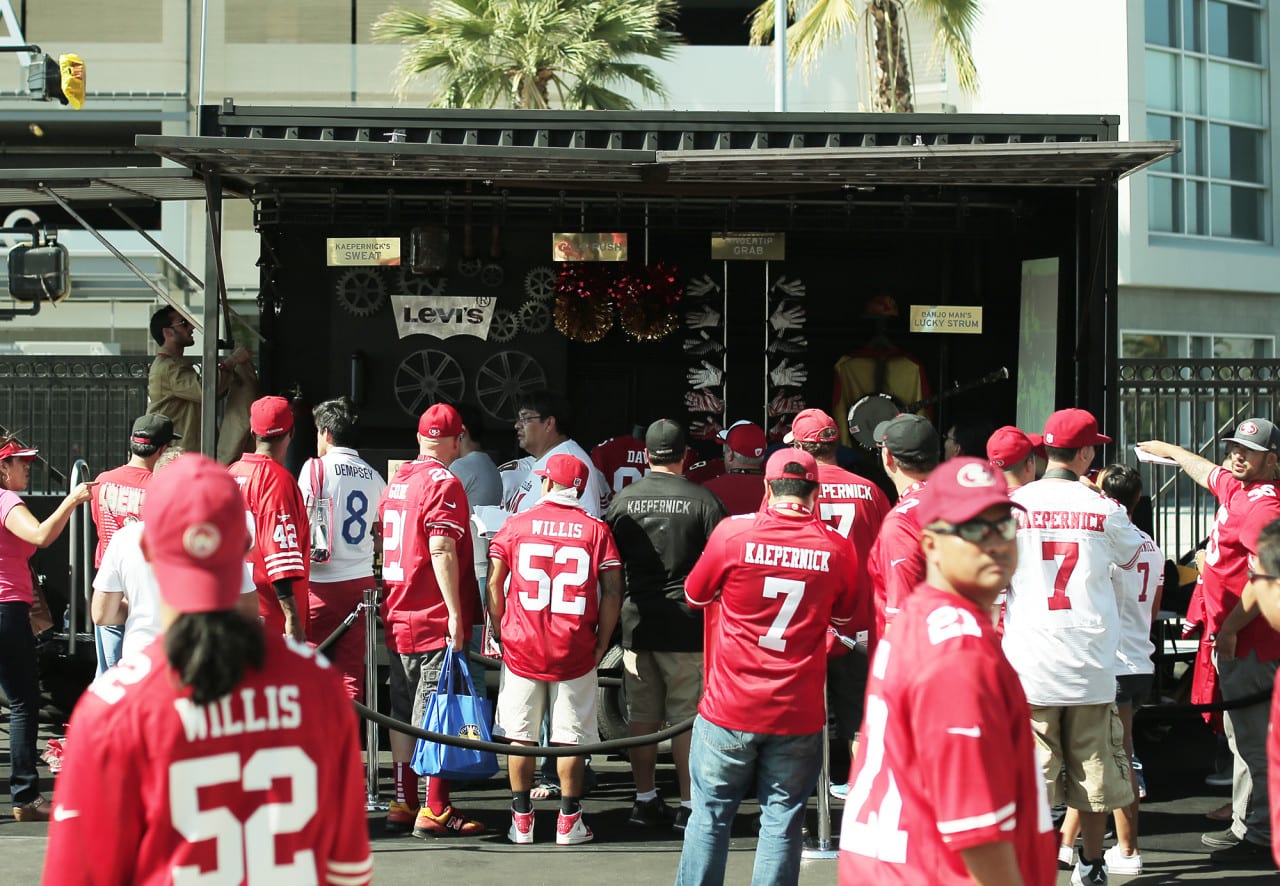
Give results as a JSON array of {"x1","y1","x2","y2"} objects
[
  {"x1": 556, "y1": 810, "x2": 593, "y2": 846},
  {"x1": 413, "y1": 805, "x2": 486, "y2": 838},
  {"x1": 385, "y1": 800, "x2": 419, "y2": 834}
]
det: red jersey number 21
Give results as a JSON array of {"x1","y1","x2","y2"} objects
[
  {"x1": 758, "y1": 577, "x2": 806, "y2": 652},
  {"x1": 1042, "y1": 540, "x2": 1079, "y2": 611}
]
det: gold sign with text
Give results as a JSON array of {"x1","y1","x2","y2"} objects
[
  {"x1": 326, "y1": 237, "x2": 401, "y2": 266},
  {"x1": 552, "y1": 232, "x2": 628, "y2": 262},
  {"x1": 910, "y1": 305, "x2": 984, "y2": 334},
  {"x1": 710, "y1": 232, "x2": 785, "y2": 261}
]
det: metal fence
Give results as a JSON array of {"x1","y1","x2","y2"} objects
[
  {"x1": 1115, "y1": 359, "x2": 1280, "y2": 562},
  {"x1": 0, "y1": 356, "x2": 152, "y2": 495}
]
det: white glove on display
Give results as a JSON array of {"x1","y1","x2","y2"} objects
[
  {"x1": 685, "y1": 304, "x2": 723, "y2": 330},
  {"x1": 686, "y1": 274, "x2": 722, "y2": 299},
  {"x1": 770, "y1": 358, "x2": 808, "y2": 387},
  {"x1": 768, "y1": 302, "x2": 806, "y2": 332},
  {"x1": 684, "y1": 389, "x2": 726, "y2": 415},
  {"x1": 689, "y1": 417, "x2": 724, "y2": 441},
  {"x1": 686, "y1": 360, "x2": 724, "y2": 389},
  {"x1": 771, "y1": 276, "x2": 807, "y2": 298}
]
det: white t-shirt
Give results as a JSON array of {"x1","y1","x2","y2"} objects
[
  {"x1": 93, "y1": 522, "x2": 255, "y2": 661},
  {"x1": 1003, "y1": 479, "x2": 1146, "y2": 705},
  {"x1": 504, "y1": 440, "x2": 609, "y2": 518},
  {"x1": 299, "y1": 448, "x2": 388, "y2": 584},
  {"x1": 1114, "y1": 529, "x2": 1163, "y2": 676}
]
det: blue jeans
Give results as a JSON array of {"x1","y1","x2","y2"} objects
[
  {"x1": 95, "y1": 624, "x2": 124, "y2": 675},
  {"x1": 675, "y1": 717, "x2": 823, "y2": 886},
  {"x1": 0, "y1": 602, "x2": 42, "y2": 805}
]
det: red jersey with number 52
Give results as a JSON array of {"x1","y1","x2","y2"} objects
[
  {"x1": 43, "y1": 634, "x2": 371, "y2": 886},
  {"x1": 228, "y1": 454, "x2": 310, "y2": 634},
  {"x1": 1004, "y1": 479, "x2": 1146, "y2": 705},
  {"x1": 839, "y1": 585, "x2": 1055, "y2": 886},
  {"x1": 686, "y1": 507, "x2": 859, "y2": 735},
  {"x1": 489, "y1": 500, "x2": 621, "y2": 681},
  {"x1": 377, "y1": 456, "x2": 477, "y2": 654}
]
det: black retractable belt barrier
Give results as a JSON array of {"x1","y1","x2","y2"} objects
[{"x1": 1142, "y1": 687, "x2": 1272, "y2": 718}]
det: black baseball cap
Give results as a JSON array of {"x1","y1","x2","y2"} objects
[
  {"x1": 1223, "y1": 418, "x2": 1280, "y2": 453},
  {"x1": 645, "y1": 418, "x2": 686, "y2": 461},
  {"x1": 131, "y1": 413, "x2": 181, "y2": 447},
  {"x1": 873, "y1": 414, "x2": 939, "y2": 461}
]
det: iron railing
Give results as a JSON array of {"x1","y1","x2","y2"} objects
[{"x1": 1115, "y1": 359, "x2": 1280, "y2": 562}]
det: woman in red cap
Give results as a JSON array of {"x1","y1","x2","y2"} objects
[{"x1": 0, "y1": 435, "x2": 94, "y2": 821}]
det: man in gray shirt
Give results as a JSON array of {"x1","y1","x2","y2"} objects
[{"x1": 605, "y1": 419, "x2": 727, "y2": 832}]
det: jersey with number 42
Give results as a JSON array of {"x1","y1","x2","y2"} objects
[
  {"x1": 43, "y1": 634, "x2": 371, "y2": 886},
  {"x1": 686, "y1": 507, "x2": 859, "y2": 735},
  {"x1": 1004, "y1": 479, "x2": 1146, "y2": 705},
  {"x1": 839, "y1": 585, "x2": 1055, "y2": 886},
  {"x1": 299, "y1": 448, "x2": 387, "y2": 583},
  {"x1": 378, "y1": 456, "x2": 477, "y2": 654},
  {"x1": 489, "y1": 499, "x2": 621, "y2": 682},
  {"x1": 228, "y1": 454, "x2": 310, "y2": 634}
]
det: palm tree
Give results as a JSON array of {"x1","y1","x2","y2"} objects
[
  {"x1": 373, "y1": 0, "x2": 681, "y2": 110},
  {"x1": 748, "y1": 0, "x2": 980, "y2": 112}
]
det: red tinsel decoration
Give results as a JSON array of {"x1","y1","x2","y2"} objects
[
  {"x1": 614, "y1": 261, "x2": 683, "y2": 341},
  {"x1": 553, "y1": 263, "x2": 615, "y2": 343}
]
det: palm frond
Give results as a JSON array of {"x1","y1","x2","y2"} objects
[
  {"x1": 910, "y1": 0, "x2": 981, "y2": 92},
  {"x1": 787, "y1": 0, "x2": 860, "y2": 76}
]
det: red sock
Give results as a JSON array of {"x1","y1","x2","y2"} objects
[
  {"x1": 394, "y1": 763, "x2": 419, "y2": 809},
  {"x1": 426, "y1": 776, "x2": 451, "y2": 815}
]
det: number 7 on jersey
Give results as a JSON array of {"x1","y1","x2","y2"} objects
[{"x1": 758, "y1": 577, "x2": 806, "y2": 652}]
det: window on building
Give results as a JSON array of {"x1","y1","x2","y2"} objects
[
  {"x1": 1122, "y1": 330, "x2": 1275, "y2": 359},
  {"x1": 1144, "y1": 0, "x2": 1267, "y2": 241}
]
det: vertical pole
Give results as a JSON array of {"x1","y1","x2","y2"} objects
[
  {"x1": 774, "y1": 0, "x2": 787, "y2": 111},
  {"x1": 763, "y1": 261, "x2": 770, "y2": 428},
  {"x1": 202, "y1": 173, "x2": 222, "y2": 458},
  {"x1": 364, "y1": 586, "x2": 387, "y2": 810},
  {"x1": 721, "y1": 261, "x2": 729, "y2": 424},
  {"x1": 802, "y1": 688, "x2": 838, "y2": 859},
  {"x1": 198, "y1": 0, "x2": 209, "y2": 108}
]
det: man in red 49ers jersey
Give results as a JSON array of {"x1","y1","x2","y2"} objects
[
  {"x1": 1140, "y1": 418, "x2": 1280, "y2": 865},
  {"x1": 227, "y1": 396, "x2": 309, "y2": 642},
  {"x1": 591, "y1": 426, "x2": 649, "y2": 500},
  {"x1": 840, "y1": 457, "x2": 1055, "y2": 886},
  {"x1": 676, "y1": 448, "x2": 860, "y2": 886},
  {"x1": 488, "y1": 453, "x2": 623, "y2": 846},
  {"x1": 377, "y1": 403, "x2": 485, "y2": 839},
  {"x1": 44, "y1": 454, "x2": 371, "y2": 886}
]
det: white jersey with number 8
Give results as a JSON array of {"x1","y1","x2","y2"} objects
[{"x1": 300, "y1": 448, "x2": 387, "y2": 584}]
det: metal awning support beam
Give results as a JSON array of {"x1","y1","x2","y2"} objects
[
  {"x1": 36, "y1": 185, "x2": 203, "y2": 333},
  {"x1": 201, "y1": 173, "x2": 223, "y2": 459}
]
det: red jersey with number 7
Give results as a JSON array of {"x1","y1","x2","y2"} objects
[
  {"x1": 43, "y1": 634, "x2": 372, "y2": 886},
  {"x1": 489, "y1": 499, "x2": 621, "y2": 681},
  {"x1": 685, "y1": 506, "x2": 860, "y2": 735},
  {"x1": 839, "y1": 585, "x2": 1055, "y2": 886},
  {"x1": 228, "y1": 453, "x2": 310, "y2": 634},
  {"x1": 377, "y1": 456, "x2": 477, "y2": 654}
]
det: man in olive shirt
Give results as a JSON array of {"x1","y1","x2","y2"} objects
[{"x1": 605, "y1": 419, "x2": 727, "y2": 832}]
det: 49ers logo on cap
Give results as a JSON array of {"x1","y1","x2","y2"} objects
[
  {"x1": 183, "y1": 523, "x2": 222, "y2": 559},
  {"x1": 427, "y1": 427, "x2": 441, "y2": 437},
  {"x1": 955, "y1": 462, "x2": 997, "y2": 488},
  {"x1": 1240, "y1": 421, "x2": 1260, "y2": 437}
]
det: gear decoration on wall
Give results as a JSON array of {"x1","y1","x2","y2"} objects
[
  {"x1": 334, "y1": 268, "x2": 388, "y2": 317},
  {"x1": 488, "y1": 308, "x2": 520, "y2": 343},
  {"x1": 475, "y1": 350, "x2": 548, "y2": 423},
  {"x1": 392, "y1": 349, "x2": 465, "y2": 417},
  {"x1": 396, "y1": 267, "x2": 448, "y2": 297},
  {"x1": 518, "y1": 299, "x2": 552, "y2": 335},
  {"x1": 524, "y1": 266, "x2": 556, "y2": 301},
  {"x1": 480, "y1": 262, "x2": 505, "y2": 288},
  {"x1": 458, "y1": 257, "x2": 483, "y2": 278}
]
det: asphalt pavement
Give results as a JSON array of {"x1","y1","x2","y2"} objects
[{"x1": 3, "y1": 704, "x2": 1279, "y2": 884}]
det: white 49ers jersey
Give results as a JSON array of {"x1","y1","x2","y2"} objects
[
  {"x1": 299, "y1": 448, "x2": 387, "y2": 583},
  {"x1": 1004, "y1": 479, "x2": 1146, "y2": 705}
]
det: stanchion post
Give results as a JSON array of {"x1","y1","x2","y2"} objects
[
  {"x1": 363, "y1": 586, "x2": 387, "y2": 812},
  {"x1": 802, "y1": 687, "x2": 838, "y2": 859}
]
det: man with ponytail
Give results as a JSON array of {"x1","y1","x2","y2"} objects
[{"x1": 43, "y1": 454, "x2": 371, "y2": 886}]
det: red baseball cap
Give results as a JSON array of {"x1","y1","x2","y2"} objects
[
  {"x1": 986, "y1": 425, "x2": 1044, "y2": 468},
  {"x1": 535, "y1": 453, "x2": 590, "y2": 492},
  {"x1": 784, "y1": 408, "x2": 839, "y2": 445},
  {"x1": 765, "y1": 448, "x2": 818, "y2": 482},
  {"x1": 418, "y1": 403, "x2": 463, "y2": 438},
  {"x1": 0, "y1": 440, "x2": 38, "y2": 461},
  {"x1": 718, "y1": 420, "x2": 767, "y2": 458},
  {"x1": 918, "y1": 457, "x2": 1025, "y2": 526},
  {"x1": 249, "y1": 396, "x2": 294, "y2": 438},
  {"x1": 142, "y1": 453, "x2": 249, "y2": 613},
  {"x1": 1042, "y1": 408, "x2": 1111, "y2": 448}
]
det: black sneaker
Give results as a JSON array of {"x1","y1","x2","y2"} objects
[
  {"x1": 1201, "y1": 828, "x2": 1242, "y2": 849},
  {"x1": 629, "y1": 795, "x2": 674, "y2": 827},
  {"x1": 673, "y1": 806, "x2": 691, "y2": 832},
  {"x1": 1209, "y1": 838, "x2": 1272, "y2": 865},
  {"x1": 1071, "y1": 858, "x2": 1107, "y2": 886}
]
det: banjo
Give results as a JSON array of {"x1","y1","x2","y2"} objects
[{"x1": 847, "y1": 367, "x2": 1011, "y2": 449}]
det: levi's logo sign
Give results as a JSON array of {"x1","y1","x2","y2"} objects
[{"x1": 391, "y1": 296, "x2": 494, "y2": 341}]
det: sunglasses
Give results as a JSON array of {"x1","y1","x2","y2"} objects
[
  {"x1": 1249, "y1": 570, "x2": 1280, "y2": 583},
  {"x1": 170, "y1": 318, "x2": 193, "y2": 330},
  {"x1": 929, "y1": 515, "x2": 1018, "y2": 544}
]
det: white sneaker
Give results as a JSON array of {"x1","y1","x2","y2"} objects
[
  {"x1": 508, "y1": 807, "x2": 534, "y2": 844},
  {"x1": 1057, "y1": 844, "x2": 1075, "y2": 867},
  {"x1": 1103, "y1": 845, "x2": 1142, "y2": 875},
  {"x1": 556, "y1": 810, "x2": 593, "y2": 846}
]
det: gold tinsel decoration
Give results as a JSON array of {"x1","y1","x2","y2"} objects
[{"x1": 553, "y1": 263, "x2": 615, "y2": 343}]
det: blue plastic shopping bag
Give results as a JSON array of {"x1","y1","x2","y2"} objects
[{"x1": 410, "y1": 646, "x2": 499, "y2": 780}]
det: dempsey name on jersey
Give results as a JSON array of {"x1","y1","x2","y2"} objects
[{"x1": 743, "y1": 542, "x2": 832, "y2": 572}]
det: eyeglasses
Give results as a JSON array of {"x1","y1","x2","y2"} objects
[
  {"x1": 515, "y1": 413, "x2": 544, "y2": 426},
  {"x1": 1249, "y1": 570, "x2": 1280, "y2": 583},
  {"x1": 928, "y1": 515, "x2": 1018, "y2": 544},
  {"x1": 169, "y1": 318, "x2": 193, "y2": 330}
]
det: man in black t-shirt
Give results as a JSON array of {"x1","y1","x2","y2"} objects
[{"x1": 606, "y1": 419, "x2": 727, "y2": 832}]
